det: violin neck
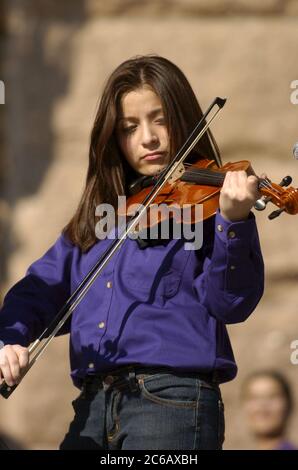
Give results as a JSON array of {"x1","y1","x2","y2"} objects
[
  {"x1": 181, "y1": 168, "x2": 224, "y2": 187},
  {"x1": 182, "y1": 167, "x2": 268, "y2": 188}
]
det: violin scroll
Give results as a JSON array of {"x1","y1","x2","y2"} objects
[{"x1": 256, "y1": 175, "x2": 298, "y2": 219}]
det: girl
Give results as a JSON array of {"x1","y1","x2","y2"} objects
[{"x1": 0, "y1": 55, "x2": 264, "y2": 450}]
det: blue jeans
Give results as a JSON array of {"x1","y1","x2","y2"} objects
[{"x1": 59, "y1": 365, "x2": 225, "y2": 450}]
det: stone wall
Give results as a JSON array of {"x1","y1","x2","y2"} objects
[{"x1": 0, "y1": 0, "x2": 298, "y2": 449}]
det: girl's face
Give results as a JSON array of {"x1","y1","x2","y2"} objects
[
  {"x1": 243, "y1": 377, "x2": 289, "y2": 437},
  {"x1": 116, "y1": 86, "x2": 170, "y2": 176}
]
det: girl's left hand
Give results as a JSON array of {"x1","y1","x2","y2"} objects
[{"x1": 219, "y1": 170, "x2": 260, "y2": 222}]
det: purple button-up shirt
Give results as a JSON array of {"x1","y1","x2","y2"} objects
[{"x1": 0, "y1": 209, "x2": 264, "y2": 388}]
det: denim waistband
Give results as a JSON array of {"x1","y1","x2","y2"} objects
[{"x1": 83, "y1": 364, "x2": 219, "y2": 390}]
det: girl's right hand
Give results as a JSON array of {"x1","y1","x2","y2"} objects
[{"x1": 0, "y1": 344, "x2": 29, "y2": 387}]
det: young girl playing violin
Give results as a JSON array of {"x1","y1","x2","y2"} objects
[{"x1": 0, "y1": 55, "x2": 264, "y2": 450}]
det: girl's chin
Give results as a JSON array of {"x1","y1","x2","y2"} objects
[{"x1": 139, "y1": 162, "x2": 167, "y2": 176}]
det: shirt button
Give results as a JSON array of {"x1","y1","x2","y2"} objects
[
  {"x1": 106, "y1": 281, "x2": 112, "y2": 288},
  {"x1": 228, "y1": 231, "x2": 236, "y2": 239},
  {"x1": 88, "y1": 363, "x2": 95, "y2": 369},
  {"x1": 230, "y1": 265, "x2": 236, "y2": 270},
  {"x1": 217, "y1": 224, "x2": 224, "y2": 232},
  {"x1": 98, "y1": 321, "x2": 105, "y2": 329}
]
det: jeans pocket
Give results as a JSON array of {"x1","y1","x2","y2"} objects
[{"x1": 138, "y1": 373, "x2": 198, "y2": 408}]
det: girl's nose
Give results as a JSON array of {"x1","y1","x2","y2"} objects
[{"x1": 141, "y1": 124, "x2": 158, "y2": 146}]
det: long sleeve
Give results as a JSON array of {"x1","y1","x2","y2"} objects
[
  {"x1": 0, "y1": 233, "x2": 74, "y2": 346},
  {"x1": 193, "y1": 209, "x2": 264, "y2": 324}
]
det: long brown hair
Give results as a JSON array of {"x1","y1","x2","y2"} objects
[{"x1": 62, "y1": 54, "x2": 221, "y2": 252}]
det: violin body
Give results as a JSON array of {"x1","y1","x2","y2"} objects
[{"x1": 119, "y1": 159, "x2": 259, "y2": 230}]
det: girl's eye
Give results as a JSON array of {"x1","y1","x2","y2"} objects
[
  {"x1": 122, "y1": 125, "x2": 137, "y2": 134},
  {"x1": 156, "y1": 117, "x2": 165, "y2": 124}
]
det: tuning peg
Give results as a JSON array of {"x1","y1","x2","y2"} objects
[
  {"x1": 255, "y1": 176, "x2": 273, "y2": 211},
  {"x1": 268, "y1": 207, "x2": 285, "y2": 220},
  {"x1": 254, "y1": 196, "x2": 269, "y2": 211},
  {"x1": 279, "y1": 176, "x2": 292, "y2": 187}
]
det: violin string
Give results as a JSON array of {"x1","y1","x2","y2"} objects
[
  {"x1": 182, "y1": 165, "x2": 224, "y2": 183},
  {"x1": 184, "y1": 163, "x2": 263, "y2": 185},
  {"x1": 259, "y1": 179, "x2": 271, "y2": 189},
  {"x1": 183, "y1": 172, "x2": 223, "y2": 183},
  {"x1": 259, "y1": 178, "x2": 283, "y2": 195},
  {"x1": 183, "y1": 166, "x2": 221, "y2": 177},
  {"x1": 182, "y1": 164, "x2": 283, "y2": 196}
]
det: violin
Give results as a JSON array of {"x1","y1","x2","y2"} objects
[{"x1": 118, "y1": 157, "x2": 298, "y2": 232}]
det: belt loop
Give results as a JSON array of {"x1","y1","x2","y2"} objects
[{"x1": 128, "y1": 367, "x2": 138, "y2": 392}]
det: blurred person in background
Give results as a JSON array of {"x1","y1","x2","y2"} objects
[{"x1": 241, "y1": 370, "x2": 297, "y2": 450}]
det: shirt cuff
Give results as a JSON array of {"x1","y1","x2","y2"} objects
[
  {"x1": 0, "y1": 329, "x2": 29, "y2": 347},
  {"x1": 212, "y1": 209, "x2": 262, "y2": 291},
  {"x1": 214, "y1": 209, "x2": 257, "y2": 246}
]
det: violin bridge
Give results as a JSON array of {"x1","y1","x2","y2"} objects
[{"x1": 167, "y1": 162, "x2": 185, "y2": 184}]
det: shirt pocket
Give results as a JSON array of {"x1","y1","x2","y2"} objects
[{"x1": 124, "y1": 267, "x2": 182, "y2": 299}]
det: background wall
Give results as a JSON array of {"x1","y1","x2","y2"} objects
[{"x1": 0, "y1": 0, "x2": 298, "y2": 449}]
